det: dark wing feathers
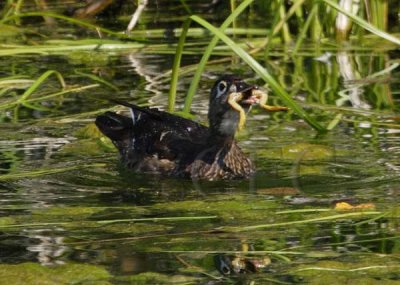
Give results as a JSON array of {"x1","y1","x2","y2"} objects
[{"x1": 95, "y1": 102, "x2": 209, "y2": 170}]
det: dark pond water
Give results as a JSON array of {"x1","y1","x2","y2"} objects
[{"x1": 1, "y1": 1, "x2": 400, "y2": 284}]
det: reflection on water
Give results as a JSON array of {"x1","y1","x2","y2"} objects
[
  {"x1": 1, "y1": 84, "x2": 400, "y2": 281},
  {"x1": 336, "y1": 51, "x2": 371, "y2": 109},
  {"x1": 1, "y1": 7, "x2": 400, "y2": 283},
  {"x1": 25, "y1": 228, "x2": 67, "y2": 266}
]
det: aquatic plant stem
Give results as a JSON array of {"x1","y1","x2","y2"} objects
[
  {"x1": 168, "y1": 18, "x2": 191, "y2": 112},
  {"x1": 189, "y1": 16, "x2": 326, "y2": 132},
  {"x1": 75, "y1": 70, "x2": 119, "y2": 91},
  {"x1": 292, "y1": 265, "x2": 400, "y2": 273},
  {"x1": 323, "y1": 0, "x2": 400, "y2": 45},
  {"x1": 293, "y1": 5, "x2": 318, "y2": 53},
  {"x1": 182, "y1": 0, "x2": 255, "y2": 114},
  {"x1": 0, "y1": 215, "x2": 218, "y2": 229},
  {"x1": 126, "y1": 0, "x2": 148, "y2": 32},
  {"x1": 262, "y1": 0, "x2": 306, "y2": 54},
  {"x1": 278, "y1": 2, "x2": 292, "y2": 43},
  {"x1": 0, "y1": 12, "x2": 130, "y2": 39},
  {"x1": 0, "y1": 84, "x2": 99, "y2": 110},
  {"x1": 0, "y1": 163, "x2": 106, "y2": 181},
  {"x1": 0, "y1": 70, "x2": 63, "y2": 110},
  {"x1": 223, "y1": 211, "x2": 381, "y2": 232}
]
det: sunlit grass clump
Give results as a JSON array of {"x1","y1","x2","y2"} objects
[{"x1": 0, "y1": 0, "x2": 399, "y2": 133}]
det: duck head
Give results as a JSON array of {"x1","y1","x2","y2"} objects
[{"x1": 208, "y1": 75, "x2": 259, "y2": 138}]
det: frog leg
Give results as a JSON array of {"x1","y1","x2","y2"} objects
[
  {"x1": 253, "y1": 89, "x2": 288, "y2": 112},
  {"x1": 227, "y1": 92, "x2": 246, "y2": 130}
]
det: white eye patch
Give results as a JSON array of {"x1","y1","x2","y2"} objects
[{"x1": 216, "y1": 80, "x2": 227, "y2": 98}]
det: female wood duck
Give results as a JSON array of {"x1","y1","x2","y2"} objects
[{"x1": 95, "y1": 76, "x2": 287, "y2": 180}]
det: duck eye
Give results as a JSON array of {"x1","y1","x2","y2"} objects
[{"x1": 218, "y1": 81, "x2": 227, "y2": 93}]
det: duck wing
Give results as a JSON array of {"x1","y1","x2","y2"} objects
[{"x1": 95, "y1": 102, "x2": 209, "y2": 173}]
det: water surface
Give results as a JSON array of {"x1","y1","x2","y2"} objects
[{"x1": 1, "y1": 1, "x2": 400, "y2": 284}]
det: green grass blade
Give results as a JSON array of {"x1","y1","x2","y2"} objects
[
  {"x1": 183, "y1": 0, "x2": 255, "y2": 113},
  {"x1": 293, "y1": 4, "x2": 318, "y2": 53},
  {"x1": 0, "y1": 12, "x2": 130, "y2": 40},
  {"x1": 178, "y1": 0, "x2": 192, "y2": 14},
  {"x1": 168, "y1": 18, "x2": 192, "y2": 112},
  {"x1": 323, "y1": 0, "x2": 400, "y2": 45},
  {"x1": 189, "y1": 15, "x2": 326, "y2": 132},
  {"x1": 224, "y1": 211, "x2": 381, "y2": 232},
  {"x1": 263, "y1": 0, "x2": 306, "y2": 55},
  {"x1": 0, "y1": 215, "x2": 217, "y2": 229},
  {"x1": 96, "y1": 215, "x2": 217, "y2": 224},
  {"x1": 19, "y1": 70, "x2": 65, "y2": 103},
  {"x1": 0, "y1": 163, "x2": 106, "y2": 181},
  {"x1": 21, "y1": 101, "x2": 52, "y2": 112},
  {"x1": 75, "y1": 70, "x2": 119, "y2": 91},
  {"x1": 0, "y1": 84, "x2": 99, "y2": 110},
  {"x1": 0, "y1": 42, "x2": 145, "y2": 57},
  {"x1": 326, "y1": 113, "x2": 343, "y2": 130}
]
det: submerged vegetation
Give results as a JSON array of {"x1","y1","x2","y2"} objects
[{"x1": 0, "y1": 0, "x2": 400, "y2": 284}]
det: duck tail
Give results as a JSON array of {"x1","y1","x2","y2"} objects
[
  {"x1": 110, "y1": 100, "x2": 162, "y2": 120},
  {"x1": 95, "y1": 111, "x2": 133, "y2": 142}
]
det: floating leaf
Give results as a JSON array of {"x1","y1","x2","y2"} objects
[
  {"x1": 257, "y1": 187, "x2": 300, "y2": 196},
  {"x1": 335, "y1": 202, "x2": 376, "y2": 211}
]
